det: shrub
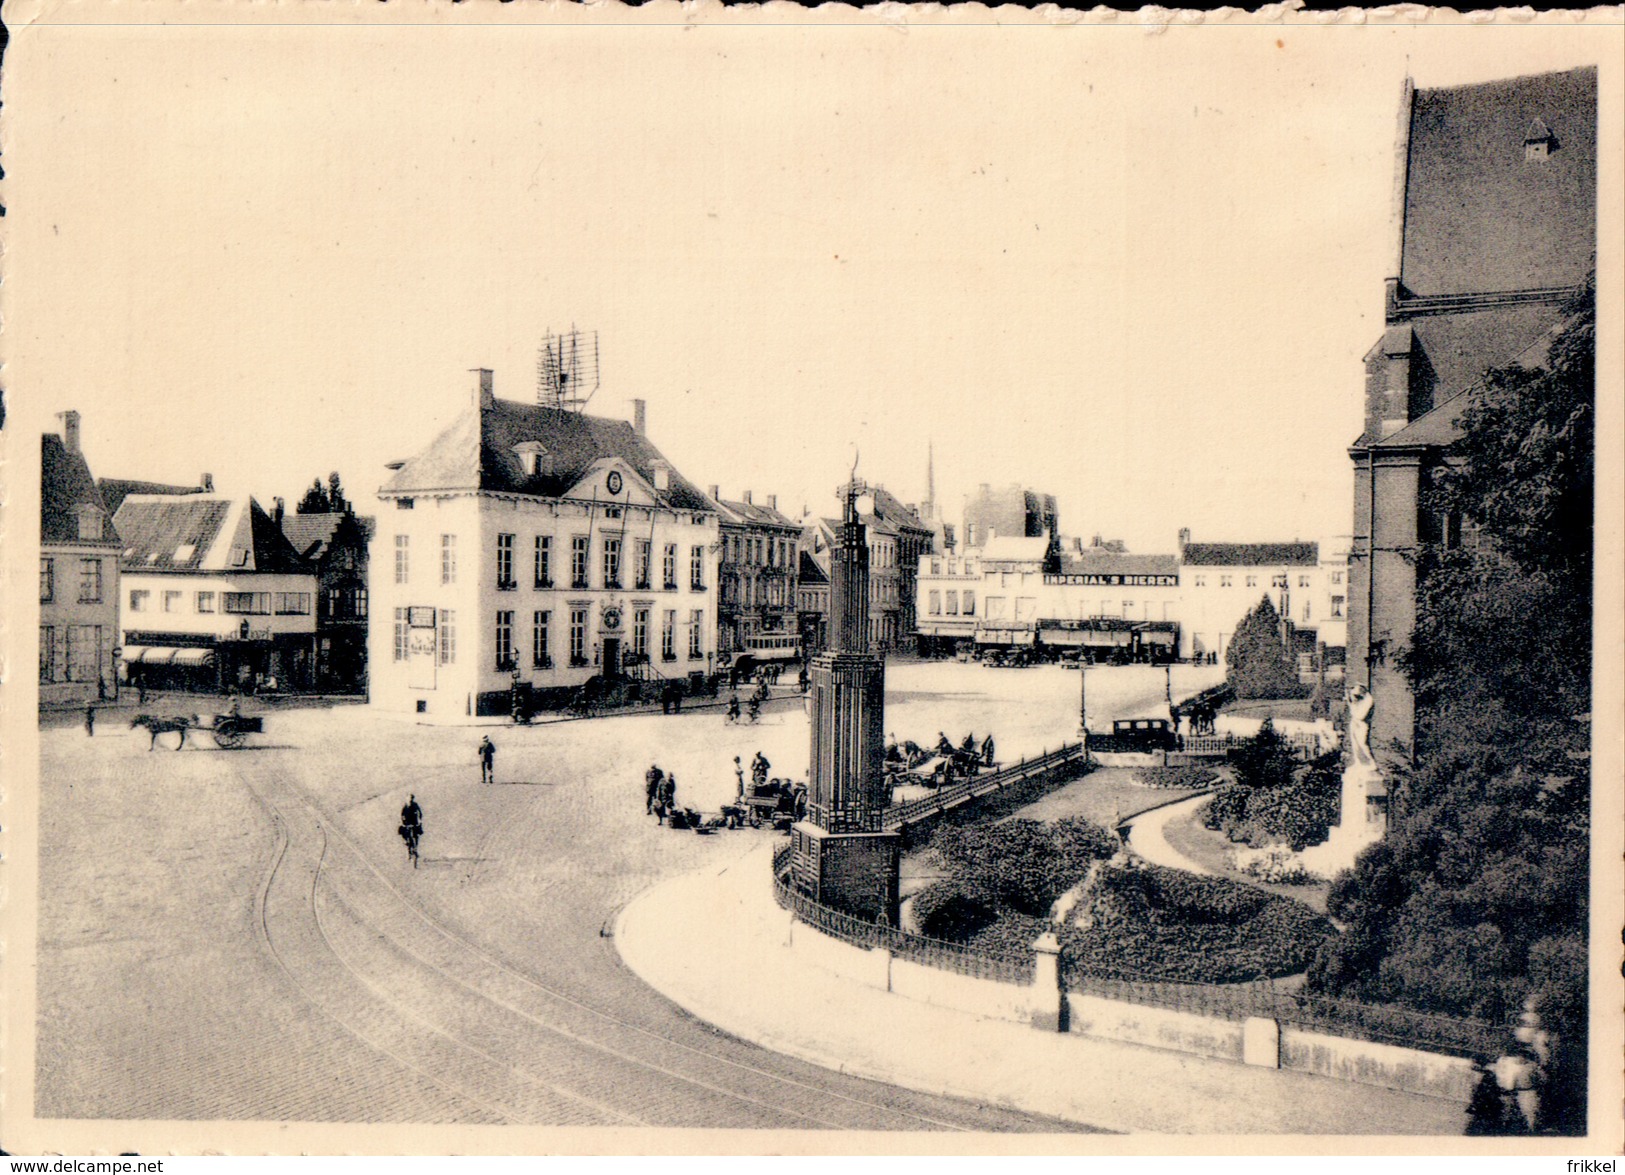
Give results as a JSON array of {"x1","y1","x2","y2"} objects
[
  {"x1": 911, "y1": 881, "x2": 997, "y2": 941},
  {"x1": 1225, "y1": 597, "x2": 1310, "y2": 699},
  {"x1": 1204, "y1": 737, "x2": 1341, "y2": 851},
  {"x1": 1136, "y1": 765, "x2": 1219, "y2": 789},
  {"x1": 928, "y1": 817, "x2": 1116, "y2": 919}
]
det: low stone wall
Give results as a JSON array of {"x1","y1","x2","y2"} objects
[
  {"x1": 787, "y1": 918, "x2": 891, "y2": 990},
  {"x1": 1066, "y1": 991, "x2": 1246, "y2": 1062},
  {"x1": 890, "y1": 956, "x2": 1031, "y2": 1024},
  {"x1": 1280, "y1": 1024, "x2": 1478, "y2": 1101}
]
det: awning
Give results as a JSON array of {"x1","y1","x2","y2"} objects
[
  {"x1": 173, "y1": 648, "x2": 217, "y2": 667},
  {"x1": 1139, "y1": 630, "x2": 1176, "y2": 645},
  {"x1": 1037, "y1": 628, "x2": 1090, "y2": 647},
  {"x1": 123, "y1": 646, "x2": 176, "y2": 664},
  {"x1": 975, "y1": 628, "x2": 1036, "y2": 646}
]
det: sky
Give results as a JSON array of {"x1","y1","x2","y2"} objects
[{"x1": 7, "y1": 14, "x2": 1615, "y2": 554}]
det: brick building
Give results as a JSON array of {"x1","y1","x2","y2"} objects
[
  {"x1": 1347, "y1": 67, "x2": 1597, "y2": 762},
  {"x1": 281, "y1": 509, "x2": 374, "y2": 693},
  {"x1": 39, "y1": 412, "x2": 122, "y2": 706},
  {"x1": 709, "y1": 488, "x2": 801, "y2": 668}
]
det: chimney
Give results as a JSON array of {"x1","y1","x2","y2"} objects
[
  {"x1": 201, "y1": 473, "x2": 214, "y2": 492},
  {"x1": 274, "y1": 497, "x2": 286, "y2": 525},
  {"x1": 742, "y1": 490, "x2": 753, "y2": 505},
  {"x1": 473, "y1": 368, "x2": 495, "y2": 411},
  {"x1": 708, "y1": 485, "x2": 720, "y2": 501},
  {"x1": 1178, "y1": 527, "x2": 1191, "y2": 550},
  {"x1": 633, "y1": 399, "x2": 647, "y2": 437},
  {"x1": 58, "y1": 410, "x2": 81, "y2": 455},
  {"x1": 767, "y1": 494, "x2": 777, "y2": 511}
]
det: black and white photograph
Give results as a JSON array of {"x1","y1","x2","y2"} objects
[{"x1": 3, "y1": 4, "x2": 1621, "y2": 1157}]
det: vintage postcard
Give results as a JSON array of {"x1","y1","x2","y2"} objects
[{"x1": 2, "y1": 1, "x2": 1621, "y2": 1159}]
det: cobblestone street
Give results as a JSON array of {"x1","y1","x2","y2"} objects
[{"x1": 37, "y1": 663, "x2": 1177, "y2": 1130}]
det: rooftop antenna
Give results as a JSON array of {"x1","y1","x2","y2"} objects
[{"x1": 537, "y1": 327, "x2": 600, "y2": 412}]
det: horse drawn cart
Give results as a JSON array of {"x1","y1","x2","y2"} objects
[{"x1": 193, "y1": 711, "x2": 264, "y2": 749}]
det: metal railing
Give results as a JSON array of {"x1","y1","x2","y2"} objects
[
  {"x1": 1176, "y1": 732, "x2": 1335, "y2": 760},
  {"x1": 1066, "y1": 971, "x2": 1505, "y2": 1058},
  {"x1": 884, "y1": 743, "x2": 1088, "y2": 828},
  {"x1": 770, "y1": 850, "x2": 1033, "y2": 986}
]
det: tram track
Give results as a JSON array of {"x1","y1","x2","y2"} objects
[{"x1": 239, "y1": 756, "x2": 1071, "y2": 1131}]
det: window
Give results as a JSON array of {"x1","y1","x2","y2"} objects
[
  {"x1": 65, "y1": 625, "x2": 101, "y2": 682},
  {"x1": 569, "y1": 607, "x2": 588, "y2": 666},
  {"x1": 1245, "y1": 575, "x2": 1258, "y2": 588},
  {"x1": 945, "y1": 591, "x2": 959, "y2": 615},
  {"x1": 396, "y1": 498, "x2": 414, "y2": 510},
  {"x1": 1331, "y1": 595, "x2": 1345, "y2": 619},
  {"x1": 661, "y1": 609, "x2": 676, "y2": 661},
  {"x1": 163, "y1": 590, "x2": 183, "y2": 613},
  {"x1": 636, "y1": 540, "x2": 652, "y2": 589},
  {"x1": 663, "y1": 544, "x2": 677, "y2": 590},
  {"x1": 1271, "y1": 574, "x2": 1289, "y2": 589},
  {"x1": 1194, "y1": 575, "x2": 1206, "y2": 588},
  {"x1": 633, "y1": 607, "x2": 650, "y2": 658},
  {"x1": 1299, "y1": 575, "x2": 1312, "y2": 589},
  {"x1": 39, "y1": 627, "x2": 55, "y2": 683},
  {"x1": 274, "y1": 592, "x2": 311, "y2": 615},
  {"x1": 441, "y1": 534, "x2": 457, "y2": 585},
  {"x1": 603, "y1": 537, "x2": 622, "y2": 588},
  {"x1": 394, "y1": 535, "x2": 410, "y2": 584},
  {"x1": 690, "y1": 545, "x2": 705, "y2": 590},
  {"x1": 689, "y1": 609, "x2": 704, "y2": 659},
  {"x1": 354, "y1": 587, "x2": 368, "y2": 620},
  {"x1": 1302, "y1": 600, "x2": 1312, "y2": 622},
  {"x1": 393, "y1": 608, "x2": 409, "y2": 662},
  {"x1": 1122, "y1": 600, "x2": 1135, "y2": 616},
  {"x1": 224, "y1": 592, "x2": 271, "y2": 615},
  {"x1": 962, "y1": 590, "x2": 974, "y2": 616},
  {"x1": 40, "y1": 558, "x2": 54, "y2": 603},
  {"x1": 1219, "y1": 575, "x2": 1233, "y2": 588},
  {"x1": 79, "y1": 559, "x2": 103, "y2": 603},
  {"x1": 439, "y1": 609, "x2": 457, "y2": 665},
  {"x1": 77, "y1": 508, "x2": 104, "y2": 541},
  {"x1": 497, "y1": 533, "x2": 516, "y2": 589},
  {"x1": 571, "y1": 535, "x2": 589, "y2": 589},
  {"x1": 534, "y1": 535, "x2": 553, "y2": 588},
  {"x1": 928, "y1": 590, "x2": 942, "y2": 615},
  {"x1": 196, "y1": 591, "x2": 216, "y2": 613},
  {"x1": 986, "y1": 596, "x2": 1006, "y2": 620},
  {"x1": 532, "y1": 610, "x2": 551, "y2": 667},
  {"x1": 129, "y1": 589, "x2": 150, "y2": 612},
  {"x1": 1332, "y1": 571, "x2": 1344, "y2": 586},
  {"x1": 495, "y1": 610, "x2": 515, "y2": 670}
]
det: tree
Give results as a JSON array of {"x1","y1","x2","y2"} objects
[
  {"x1": 327, "y1": 471, "x2": 348, "y2": 514},
  {"x1": 295, "y1": 471, "x2": 349, "y2": 515},
  {"x1": 1308, "y1": 285, "x2": 1593, "y2": 1134},
  {"x1": 1225, "y1": 596, "x2": 1305, "y2": 699}
]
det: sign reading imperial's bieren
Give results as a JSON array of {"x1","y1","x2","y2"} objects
[{"x1": 1042, "y1": 574, "x2": 1178, "y2": 587}]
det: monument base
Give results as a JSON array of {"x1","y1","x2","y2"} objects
[{"x1": 790, "y1": 822, "x2": 901, "y2": 927}]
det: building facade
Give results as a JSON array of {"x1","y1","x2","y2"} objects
[
  {"x1": 803, "y1": 485, "x2": 933, "y2": 654},
  {"x1": 796, "y1": 549, "x2": 830, "y2": 655},
  {"x1": 369, "y1": 371, "x2": 719, "y2": 717},
  {"x1": 710, "y1": 488, "x2": 801, "y2": 665},
  {"x1": 1177, "y1": 540, "x2": 1324, "y2": 665},
  {"x1": 112, "y1": 494, "x2": 319, "y2": 693},
  {"x1": 1347, "y1": 67, "x2": 1597, "y2": 761},
  {"x1": 40, "y1": 412, "x2": 122, "y2": 706},
  {"x1": 961, "y1": 482, "x2": 1059, "y2": 550},
  {"x1": 281, "y1": 509, "x2": 374, "y2": 693}
]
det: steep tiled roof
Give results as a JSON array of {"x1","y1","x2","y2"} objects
[
  {"x1": 98, "y1": 478, "x2": 206, "y2": 517},
  {"x1": 382, "y1": 398, "x2": 713, "y2": 512},
  {"x1": 42, "y1": 435, "x2": 120, "y2": 546},
  {"x1": 1401, "y1": 67, "x2": 1596, "y2": 297},
  {"x1": 717, "y1": 497, "x2": 799, "y2": 531},
  {"x1": 1181, "y1": 542, "x2": 1318, "y2": 568},
  {"x1": 867, "y1": 485, "x2": 932, "y2": 535},
  {"x1": 115, "y1": 496, "x2": 310, "y2": 574},
  {"x1": 798, "y1": 550, "x2": 829, "y2": 585},
  {"x1": 1057, "y1": 551, "x2": 1178, "y2": 578}
]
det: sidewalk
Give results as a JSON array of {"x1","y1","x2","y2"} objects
[{"x1": 614, "y1": 842, "x2": 1467, "y2": 1136}]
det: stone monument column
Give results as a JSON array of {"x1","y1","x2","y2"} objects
[{"x1": 790, "y1": 479, "x2": 901, "y2": 924}]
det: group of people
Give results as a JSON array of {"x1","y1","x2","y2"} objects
[
  {"x1": 724, "y1": 689, "x2": 764, "y2": 724},
  {"x1": 644, "y1": 763, "x2": 681, "y2": 823},
  {"x1": 932, "y1": 730, "x2": 997, "y2": 764}
]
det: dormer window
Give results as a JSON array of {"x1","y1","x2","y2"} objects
[
  {"x1": 651, "y1": 462, "x2": 671, "y2": 492},
  {"x1": 76, "y1": 505, "x2": 104, "y2": 541},
  {"x1": 174, "y1": 544, "x2": 196, "y2": 563},
  {"x1": 513, "y1": 442, "x2": 548, "y2": 478},
  {"x1": 1524, "y1": 118, "x2": 1556, "y2": 162}
]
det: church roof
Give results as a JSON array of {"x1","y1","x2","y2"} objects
[
  {"x1": 1399, "y1": 67, "x2": 1596, "y2": 298},
  {"x1": 382, "y1": 397, "x2": 713, "y2": 512}
]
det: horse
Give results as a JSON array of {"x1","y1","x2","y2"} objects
[{"x1": 130, "y1": 714, "x2": 190, "y2": 750}]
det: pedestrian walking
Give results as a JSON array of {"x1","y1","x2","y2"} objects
[
  {"x1": 84, "y1": 705, "x2": 96, "y2": 737},
  {"x1": 726, "y1": 694, "x2": 741, "y2": 724},
  {"x1": 734, "y1": 756, "x2": 746, "y2": 798},
  {"x1": 645, "y1": 764, "x2": 664, "y2": 813},
  {"x1": 657, "y1": 774, "x2": 677, "y2": 824},
  {"x1": 477, "y1": 735, "x2": 496, "y2": 784},
  {"x1": 982, "y1": 733, "x2": 995, "y2": 766},
  {"x1": 136, "y1": 678, "x2": 148, "y2": 706}
]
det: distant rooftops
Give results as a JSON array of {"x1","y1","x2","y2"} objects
[
  {"x1": 113, "y1": 495, "x2": 309, "y2": 575},
  {"x1": 1180, "y1": 541, "x2": 1319, "y2": 568}
]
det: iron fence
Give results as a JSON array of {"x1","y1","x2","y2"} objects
[
  {"x1": 884, "y1": 743, "x2": 1088, "y2": 828},
  {"x1": 1066, "y1": 970, "x2": 1505, "y2": 1058},
  {"x1": 770, "y1": 852, "x2": 1032, "y2": 985},
  {"x1": 1178, "y1": 732, "x2": 1335, "y2": 760}
]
